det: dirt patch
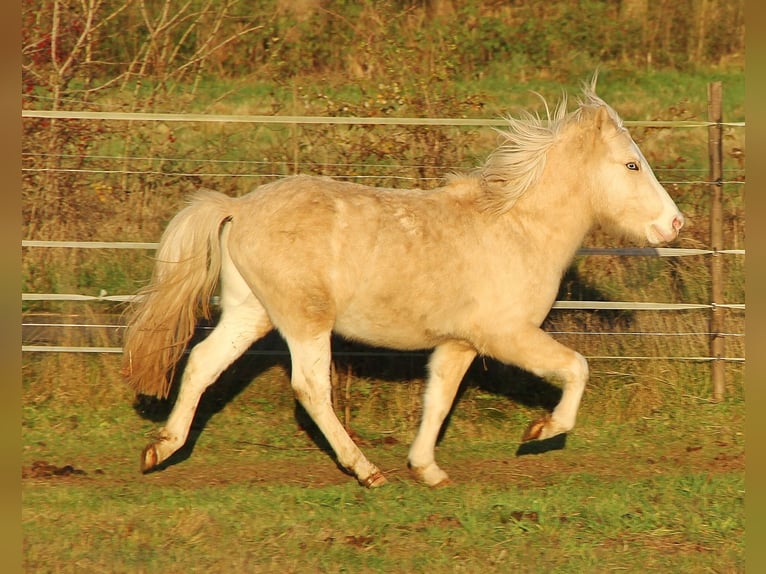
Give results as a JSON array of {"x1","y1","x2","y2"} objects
[
  {"x1": 22, "y1": 460, "x2": 98, "y2": 479},
  {"x1": 22, "y1": 437, "x2": 743, "y2": 489}
]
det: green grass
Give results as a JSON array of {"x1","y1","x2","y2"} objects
[
  {"x1": 22, "y1": 473, "x2": 744, "y2": 573},
  {"x1": 22, "y1": 353, "x2": 744, "y2": 572},
  {"x1": 178, "y1": 66, "x2": 746, "y2": 123},
  {"x1": 464, "y1": 65, "x2": 744, "y2": 121}
]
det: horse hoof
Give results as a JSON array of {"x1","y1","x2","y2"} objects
[
  {"x1": 141, "y1": 444, "x2": 159, "y2": 473},
  {"x1": 360, "y1": 471, "x2": 387, "y2": 488},
  {"x1": 409, "y1": 463, "x2": 451, "y2": 487},
  {"x1": 521, "y1": 415, "x2": 551, "y2": 442},
  {"x1": 430, "y1": 476, "x2": 452, "y2": 488}
]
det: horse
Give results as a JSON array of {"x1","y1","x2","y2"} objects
[{"x1": 122, "y1": 77, "x2": 684, "y2": 488}]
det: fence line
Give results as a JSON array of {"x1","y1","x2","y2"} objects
[
  {"x1": 22, "y1": 107, "x2": 745, "y2": 370},
  {"x1": 18, "y1": 344, "x2": 746, "y2": 362},
  {"x1": 17, "y1": 291, "x2": 746, "y2": 311},
  {"x1": 20, "y1": 108, "x2": 746, "y2": 128},
  {"x1": 19, "y1": 166, "x2": 747, "y2": 188},
  {"x1": 19, "y1": 239, "x2": 746, "y2": 257},
  {"x1": 20, "y1": 241, "x2": 746, "y2": 311},
  {"x1": 21, "y1": 321, "x2": 746, "y2": 338},
  {"x1": 20, "y1": 150, "x2": 746, "y2": 187},
  {"x1": 21, "y1": 323, "x2": 746, "y2": 360}
]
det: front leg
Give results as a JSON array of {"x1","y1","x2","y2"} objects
[
  {"x1": 487, "y1": 327, "x2": 589, "y2": 442},
  {"x1": 408, "y1": 341, "x2": 477, "y2": 486}
]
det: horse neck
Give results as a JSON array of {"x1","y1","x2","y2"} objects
[{"x1": 509, "y1": 173, "x2": 596, "y2": 266}]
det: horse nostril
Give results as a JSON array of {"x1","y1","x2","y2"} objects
[{"x1": 672, "y1": 215, "x2": 684, "y2": 231}]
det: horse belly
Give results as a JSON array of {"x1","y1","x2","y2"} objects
[
  {"x1": 330, "y1": 269, "x2": 485, "y2": 351},
  {"x1": 333, "y1": 302, "x2": 442, "y2": 350}
]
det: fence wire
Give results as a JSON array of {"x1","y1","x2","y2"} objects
[
  {"x1": 22, "y1": 110, "x2": 745, "y2": 362},
  {"x1": 20, "y1": 108, "x2": 747, "y2": 128}
]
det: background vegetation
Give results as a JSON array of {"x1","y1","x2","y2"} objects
[{"x1": 22, "y1": 1, "x2": 745, "y2": 571}]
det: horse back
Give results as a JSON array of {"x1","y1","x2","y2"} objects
[{"x1": 223, "y1": 175, "x2": 553, "y2": 348}]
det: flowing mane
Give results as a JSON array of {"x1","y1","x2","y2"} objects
[
  {"x1": 476, "y1": 75, "x2": 624, "y2": 214},
  {"x1": 574, "y1": 74, "x2": 624, "y2": 129}
]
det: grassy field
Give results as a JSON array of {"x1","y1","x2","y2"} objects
[
  {"x1": 22, "y1": 349, "x2": 744, "y2": 573},
  {"x1": 22, "y1": 63, "x2": 745, "y2": 571}
]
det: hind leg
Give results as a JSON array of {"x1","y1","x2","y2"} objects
[
  {"x1": 141, "y1": 297, "x2": 272, "y2": 472},
  {"x1": 140, "y1": 232, "x2": 273, "y2": 473},
  {"x1": 408, "y1": 341, "x2": 476, "y2": 486},
  {"x1": 285, "y1": 333, "x2": 386, "y2": 487}
]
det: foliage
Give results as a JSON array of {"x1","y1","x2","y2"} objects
[{"x1": 22, "y1": 0, "x2": 745, "y2": 103}]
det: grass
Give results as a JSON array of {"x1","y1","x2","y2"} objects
[
  {"x1": 22, "y1": 351, "x2": 744, "y2": 572},
  {"x1": 22, "y1": 473, "x2": 745, "y2": 573}
]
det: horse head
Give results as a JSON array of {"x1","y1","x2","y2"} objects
[{"x1": 577, "y1": 92, "x2": 684, "y2": 245}]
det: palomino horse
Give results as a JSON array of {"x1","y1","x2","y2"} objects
[{"x1": 123, "y1": 78, "x2": 683, "y2": 487}]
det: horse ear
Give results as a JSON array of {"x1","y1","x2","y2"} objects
[{"x1": 594, "y1": 105, "x2": 615, "y2": 133}]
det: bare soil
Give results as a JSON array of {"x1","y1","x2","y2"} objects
[{"x1": 22, "y1": 433, "x2": 743, "y2": 489}]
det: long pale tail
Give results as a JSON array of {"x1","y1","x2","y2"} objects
[{"x1": 122, "y1": 189, "x2": 235, "y2": 398}]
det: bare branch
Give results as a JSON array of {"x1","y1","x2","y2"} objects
[{"x1": 53, "y1": 0, "x2": 101, "y2": 78}]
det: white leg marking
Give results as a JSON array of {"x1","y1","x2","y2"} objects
[
  {"x1": 408, "y1": 341, "x2": 476, "y2": 486},
  {"x1": 145, "y1": 301, "x2": 272, "y2": 470},
  {"x1": 286, "y1": 335, "x2": 385, "y2": 487}
]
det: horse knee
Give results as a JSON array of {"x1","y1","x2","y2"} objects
[{"x1": 567, "y1": 352, "x2": 589, "y2": 388}]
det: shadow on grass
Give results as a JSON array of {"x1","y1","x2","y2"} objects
[{"x1": 515, "y1": 434, "x2": 568, "y2": 456}]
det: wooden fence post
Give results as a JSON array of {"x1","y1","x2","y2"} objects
[{"x1": 707, "y1": 81, "x2": 725, "y2": 400}]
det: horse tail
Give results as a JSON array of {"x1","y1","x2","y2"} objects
[{"x1": 121, "y1": 189, "x2": 235, "y2": 398}]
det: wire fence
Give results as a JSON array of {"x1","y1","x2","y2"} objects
[{"x1": 21, "y1": 108, "x2": 745, "y2": 364}]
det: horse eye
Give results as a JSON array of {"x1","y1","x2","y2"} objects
[{"x1": 626, "y1": 162, "x2": 639, "y2": 171}]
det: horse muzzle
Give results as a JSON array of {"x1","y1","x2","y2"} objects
[{"x1": 648, "y1": 213, "x2": 684, "y2": 244}]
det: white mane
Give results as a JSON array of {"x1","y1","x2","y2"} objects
[{"x1": 478, "y1": 74, "x2": 623, "y2": 214}]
